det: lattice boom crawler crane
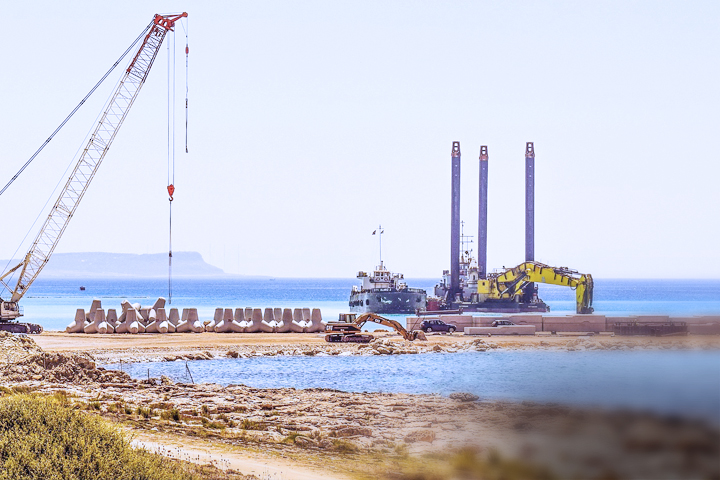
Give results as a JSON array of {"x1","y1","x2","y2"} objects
[{"x1": 0, "y1": 13, "x2": 187, "y2": 334}]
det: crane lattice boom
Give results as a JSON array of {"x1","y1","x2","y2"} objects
[{"x1": 2, "y1": 13, "x2": 186, "y2": 309}]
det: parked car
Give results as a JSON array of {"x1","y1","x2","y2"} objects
[
  {"x1": 491, "y1": 319, "x2": 515, "y2": 327},
  {"x1": 421, "y1": 319, "x2": 456, "y2": 334}
]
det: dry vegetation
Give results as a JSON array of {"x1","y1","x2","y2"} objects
[{"x1": 0, "y1": 393, "x2": 255, "y2": 480}]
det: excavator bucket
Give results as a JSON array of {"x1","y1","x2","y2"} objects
[{"x1": 413, "y1": 330, "x2": 427, "y2": 341}]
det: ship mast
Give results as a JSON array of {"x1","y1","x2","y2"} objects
[{"x1": 373, "y1": 225, "x2": 384, "y2": 267}]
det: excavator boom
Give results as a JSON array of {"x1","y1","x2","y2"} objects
[
  {"x1": 484, "y1": 262, "x2": 594, "y2": 314},
  {"x1": 325, "y1": 313, "x2": 427, "y2": 343}
]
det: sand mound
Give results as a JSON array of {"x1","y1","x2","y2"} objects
[{"x1": 0, "y1": 331, "x2": 43, "y2": 364}]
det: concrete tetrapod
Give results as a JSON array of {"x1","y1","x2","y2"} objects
[
  {"x1": 232, "y1": 308, "x2": 246, "y2": 333},
  {"x1": 214, "y1": 308, "x2": 235, "y2": 333},
  {"x1": 85, "y1": 299, "x2": 102, "y2": 323},
  {"x1": 118, "y1": 309, "x2": 142, "y2": 334},
  {"x1": 95, "y1": 309, "x2": 112, "y2": 334},
  {"x1": 168, "y1": 308, "x2": 180, "y2": 327},
  {"x1": 145, "y1": 307, "x2": 169, "y2": 334},
  {"x1": 291, "y1": 308, "x2": 305, "y2": 333},
  {"x1": 275, "y1": 308, "x2": 293, "y2": 333},
  {"x1": 106, "y1": 309, "x2": 118, "y2": 329},
  {"x1": 177, "y1": 308, "x2": 204, "y2": 333},
  {"x1": 84, "y1": 308, "x2": 108, "y2": 334},
  {"x1": 206, "y1": 308, "x2": 223, "y2": 332},
  {"x1": 246, "y1": 308, "x2": 263, "y2": 333},
  {"x1": 260, "y1": 308, "x2": 275, "y2": 333},
  {"x1": 66, "y1": 309, "x2": 87, "y2": 333},
  {"x1": 308, "y1": 308, "x2": 324, "y2": 333}
]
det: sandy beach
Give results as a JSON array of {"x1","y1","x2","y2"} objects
[{"x1": 32, "y1": 330, "x2": 720, "y2": 363}]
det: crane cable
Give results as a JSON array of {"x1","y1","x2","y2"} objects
[
  {"x1": 0, "y1": 21, "x2": 153, "y2": 199},
  {"x1": 168, "y1": 18, "x2": 188, "y2": 304}
]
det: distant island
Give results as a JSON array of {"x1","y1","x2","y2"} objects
[{"x1": 0, "y1": 252, "x2": 227, "y2": 278}]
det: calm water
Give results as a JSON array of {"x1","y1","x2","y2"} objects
[
  {"x1": 106, "y1": 350, "x2": 720, "y2": 424},
  {"x1": 13, "y1": 277, "x2": 720, "y2": 331}
]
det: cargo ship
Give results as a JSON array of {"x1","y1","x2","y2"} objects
[{"x1": 349, "y1": 262, "x2": 427, "y2": 314}]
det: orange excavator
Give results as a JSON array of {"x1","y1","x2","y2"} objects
[{"x1": 325, "y1": 313, "x2": 427, "y2": 343}]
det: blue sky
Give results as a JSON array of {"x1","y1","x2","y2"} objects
[{"x1": 0, "y1": 0, "x2": 717, "y2": 278}]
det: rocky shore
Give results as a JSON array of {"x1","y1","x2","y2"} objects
[{"x1": 2, "y1": 331, "x2": 719, "y2": 479}]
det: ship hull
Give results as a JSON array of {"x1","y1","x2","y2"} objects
[{"x1": 349, "y1": 290, "x2": 427, "y2": 314}]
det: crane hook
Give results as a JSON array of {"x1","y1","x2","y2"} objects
[{"x1": 167, "y1": 184, "x2": 175, "y2": 201}]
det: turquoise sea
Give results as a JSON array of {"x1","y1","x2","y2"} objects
[{"x1": 15, "y1": 277, "x2": 720, "y2": 332}]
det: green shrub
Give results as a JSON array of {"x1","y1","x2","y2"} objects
[
  {"x1": 160, "y1": 408, "x2": 181, "y2": 422},
  {"x1": 0, "y1": 394, "x2": 195, "y2": 479}
]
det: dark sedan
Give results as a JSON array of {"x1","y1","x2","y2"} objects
[{"x1": 420, "y1": 319, "x2": 456, "y2": 334}]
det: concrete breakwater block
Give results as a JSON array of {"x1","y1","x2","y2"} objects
[
  {"x1": 214, "y1": 308, "x2": 234, "y2": 333},
  {"x1": 180, "y1": 308, "x2": 204, "y2": 333},
  {"x1": 275, "y1": 309, "x2": 292, "y2": 333},
  {"x1": 84, "y1": 308, "x2": 108, "y2": 334},
  {"x1": 66, "y1": 309, "x2": 87, "y2": 333},
  {"x1": 244, "y1": 309, "x2": 262, "y2": 333},
  {"x1": 260, "y1": 308, "x2": 275, "y2": 333},
  {"x1": 291, "y1": 308, "x2": 305, "y2": 333},
  {"x1": 232, "y1": 308, "x2": 246, "y2": 333},
  {"x1": 168, "y1": 308, "x2": 180, "y2": 327},
  {"x1": 439, "y1": 315, "x2": 474, "y2": 332},
  {"x1": 543, "y1": 315, "x2": 606, "y2": 333},
  {"x1": 85, "y1": 299, "x2": 102, "y2": 323},
  {"x1": 308, "y1": 308, "x2": 324, "y2": 333},
  {"x1": 466, "y1": 325, "x2": 536, "y2": 335},
  {"x1": 146, "y1": 307, "x2": 169, "y2": 334},
  {"x1": 507, "y1": 315, "x2": 543, "y2": 330},
  {"x1": 106, "y1": 309, "x2": 118, "y2": 328}
]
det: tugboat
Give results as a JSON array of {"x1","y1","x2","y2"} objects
[{"x1": 348, "y1": 226, "x2": 427, "y2": 314}]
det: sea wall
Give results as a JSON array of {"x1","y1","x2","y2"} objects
[{"x1": 407, "y1": 314, "x2": 720, "y2": 335}]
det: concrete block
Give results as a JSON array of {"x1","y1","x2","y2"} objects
[
  {"x1": 308, "y1": 308, "x2": 324, "y2": 333},
  {"x1": 635, "y1": 315, "x2": 670, "y2": 324},
  {"x1": 168, "y1": 308, "x2": 180, "y2": 327},
  {"x1": 439, "y1": 315, "x2": 474, "y2": 332},
  {"x1": 473, "y1": 316, "x2": 506, "y2": 327},
  {"x1": 302, "y1": 308, "x2": 312, "y2": 324},
  {"x1": 688, "y1": 323, "x2": 720, "y2": 335},
  {"x1": 231, "y1": 308, "x2": 246, "y2": 333},
  {"x1": 507, "y1": 314, "x2": 543, "y2": 330},
  {"x1": 254, "y1": 308, "x2": 271, "y2": 333},
  {"x1": 187, "y1": 309, "x2": 204, "y2": 333},
  {"x1": 66, "y1": 309, "x2": 87, "y2": 333},
  {"x1": 276, "y1": 308, "x2": 292, "y2": 333},
  {"x1": 106, "y1": 309, "x2": 118, "y2": 328},
  {"x1": 213, "y1": 308, "x2": 223, "y2": 324},
  {"x1": 125, "y1": 309, "x2": 141, "y2": 334},
  {"x1": 291, "y1": 308, "x2": 305, "y2": 333},
  {"x1": 84, "y1": 308, "x2": 108, "y2": 334},
  {"x1": 466, "y1": 325, "x2": 536, "y2": 335},
  {"x1": 243, "y1": 309, "x2": 261, "y2": 333},
  {"x1": 158, "y1": 308, "x2": 174, "y2": 333},
  {"x1": 85, "y1": 299, "x2": 102, "y2": 323},
  {"x1": 214, "y1": 308, "x2": 233, "y2": 333},
  {"x1": 542, "y1": 315, "x2": 606, "y2": 333},
  {"x1": 151, "y1": 297, "x2": 166, "y2": 311},
  {"x1": 405, "y1": 316, "x2": 425, "y2": 331},
  {"x1": 695, "y1": 316, "x2": 720, "y2": 325}
]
